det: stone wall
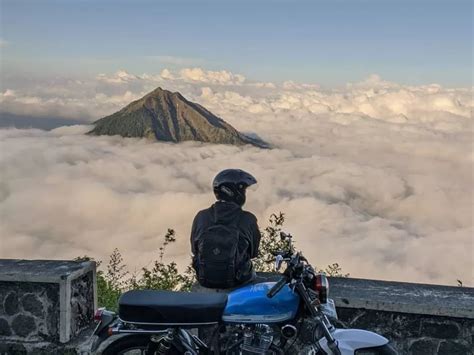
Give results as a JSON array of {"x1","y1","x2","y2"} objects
[
  {"x1": 0, "y1": 259, "x2": 96, "y2": 355},
  {"x1": 70, "y1": 271, "x2": 95, "y2": 339},
  {"x1": 336, "y1": 307, "x2": 473, "y2": 354},
  {"x1": 329, "y1": 277, "x2": 474, "y2": 355},
  {"x1": 1, "y1": 261, "x2": 472, "y2": 355},
  {"x1": 0, "y1": 281, "x2": 60, "y2": 343}
]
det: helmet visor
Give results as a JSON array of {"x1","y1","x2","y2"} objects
[{"x1": 247, "y1": 182, "x2": 259, "y2": 191}]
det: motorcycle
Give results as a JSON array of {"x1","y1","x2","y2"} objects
[{"x1": 91, "y1": 232, "x2": 398, "y2": 354}]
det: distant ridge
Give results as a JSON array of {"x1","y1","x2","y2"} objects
[
  {"x1": 87, "y1": 87, "x2": 268, "y2": 148},
  {"x1": 0, "y1": 112, "x2": 84, "y2": 130}
]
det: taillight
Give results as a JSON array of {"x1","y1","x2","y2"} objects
[
  {"x1": 94, "y1": 308, "x2": 105, "y2": 322},
  {"x1": 313, "y1": 273, "x2": 329, "y2": 303}
]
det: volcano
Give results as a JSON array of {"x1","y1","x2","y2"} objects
[{"x1": 87, "y1": 87, "x2": 267, "y2": 148}]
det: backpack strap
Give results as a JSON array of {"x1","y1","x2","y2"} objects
[{"x1": 230, "y1": 209, "x2": 242, "y2": 228}]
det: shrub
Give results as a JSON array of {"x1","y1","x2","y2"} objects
[{"x1": 82, "y1": 212, "x2": 347, "y2": 309}]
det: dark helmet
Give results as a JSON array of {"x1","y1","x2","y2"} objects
[{"x1": 212, "y1": 169, "x2": 257, "y2": 206}]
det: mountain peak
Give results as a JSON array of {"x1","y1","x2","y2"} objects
[{"x1": 87, "y1": 88, "x2": 268, "y2": 148}]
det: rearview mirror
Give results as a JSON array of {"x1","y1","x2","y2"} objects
[{"x1": 275, "y1": 254, "x2": 284, "y2": 271}]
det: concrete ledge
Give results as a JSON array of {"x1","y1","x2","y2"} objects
[
  {"x1": 0, "y1": 259, "x2": 96, "y2": 345},
  {"x1": 0, "y1": 259, "x2": 95, "y2": 284},
  {"x1": 328, "y1": 277, "x2": 474, "y2": 319}
]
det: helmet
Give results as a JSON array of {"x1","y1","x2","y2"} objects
[{"x1": 212, "y1": 169, "x2": 257, "y2": 206}]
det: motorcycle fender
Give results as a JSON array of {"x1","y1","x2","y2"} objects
[
  {"x1": 318, "y1": 329, "x2": 388, "y2": 354},
  {"x1": 90, "y1": 313, "x2": 117, "y2": 352}
]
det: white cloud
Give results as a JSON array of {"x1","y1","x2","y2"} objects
[
  {"x1": 160, "y1": 68, "x2": 175, "y2": 80},
  {"x1": 96, "y1": 70, "x2": 141, "y2": 84},
  {"x1": 283, "y1": 80, "x2": 320, "y2": 90},
  {"x1": 177, "y1": 67, "x2": 247, "y2": 85},
  {"x1": 0, "y1": 80, "x2": 472, "y2": 287},
  {"x1": 94, "y1": 90, "x2": 142, "y2": 107},
  {"x1": 1, "y1": 70, "x2": 472, "y2": 286},
  {"x1": 0, "y1": 86, "x2": 145, "y2": 121},
  {"x1": 196, "y1": 80, "x2": 472, "y2": 134},
  {"x1": 253, "y1": 82, "x2": 277, "y2": 89},
  {"x1": 346, "y1": 73, "x2": 398, "y2": 90}
]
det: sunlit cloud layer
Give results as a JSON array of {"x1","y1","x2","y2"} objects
[
  {"x1": 0, "y1": 68, "x2": 472, "y2": 286},
  {"x1": 1, "y1": 68, "x2": 471, "y2": 130}
]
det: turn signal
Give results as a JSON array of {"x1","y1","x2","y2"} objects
[{"x1": 94, "y1": 308, "x2": 105, "y2": 321}]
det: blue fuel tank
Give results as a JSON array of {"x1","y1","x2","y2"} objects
[{"x1": 222, "y1": 282, "x2": 300, "y2": 323}]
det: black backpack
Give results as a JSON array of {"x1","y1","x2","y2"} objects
[{"x1": 195, "y1": 210, "x2": 244, "y2": 288}]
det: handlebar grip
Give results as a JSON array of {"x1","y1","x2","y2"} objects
[{"x1": 267, "y1": 277, "x2": 287, "y2": 298}]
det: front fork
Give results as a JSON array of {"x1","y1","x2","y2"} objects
[{"x1": 295, "y1": 283, "x2": 341, "y2": 355}]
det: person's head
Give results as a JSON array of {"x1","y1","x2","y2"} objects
[{"x1": 212, "y1": 169, "x2": 257, "y2": 206}]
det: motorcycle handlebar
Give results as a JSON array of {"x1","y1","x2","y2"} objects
[{"x1": 267, "y1": 277, "x2": 287, "y2": 298}]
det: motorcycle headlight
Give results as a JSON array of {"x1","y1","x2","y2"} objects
[{"x1": 311, "y1": 273, "x2": 329, "y2": 304}]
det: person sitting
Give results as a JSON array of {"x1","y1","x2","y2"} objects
[{"x1": 190, "y1": 169, "x2": 261, "y2": 290}]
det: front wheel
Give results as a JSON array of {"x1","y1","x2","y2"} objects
[{"x1": 101, "y1": 335, "x2": 181, "y2": 355}]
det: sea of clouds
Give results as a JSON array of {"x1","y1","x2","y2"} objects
[{"x1": 0, "y1": 68, "x2": 472, "y2": 286}]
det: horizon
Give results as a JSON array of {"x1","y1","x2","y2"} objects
[{"x1": 1, "y1": 0, "x2": 472, "y2": 88}]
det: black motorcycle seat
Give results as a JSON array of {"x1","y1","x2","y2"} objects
[{"x1": 118, "y1": 289, "x2": 228, "y2": 324}]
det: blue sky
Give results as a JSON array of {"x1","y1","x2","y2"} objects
[{"x1": 1, "y1": 0, "x2": 472, "y2": 87}]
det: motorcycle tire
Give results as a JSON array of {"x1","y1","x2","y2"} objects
[{"x1": 101, "y1": 334, "x2": 181, "y2": 355}]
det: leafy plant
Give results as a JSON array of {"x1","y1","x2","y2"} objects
[
  {"x1": 253, "y1": 212, "x2": 349, "y2": 277},
  {"x1": 319, "y1": 263, "x2": 350, "y2": 278},
  {"x1": 106, "y1": 248, "x2": 129, "y2": 290},
  {"x1": 254, "y1": 212, "x2": 292, "y2": 272},
  {"x1": 82, "y1": 212, "x2": 347, "y2": 309},
  {"x1": 131, "y1": 229, "x2": 195, "y2": 291}
]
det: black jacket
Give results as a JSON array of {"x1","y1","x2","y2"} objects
[{"x1": 190, "y1": 201, "x2": 261, "y2": 283}]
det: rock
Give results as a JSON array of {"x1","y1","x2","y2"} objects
[
  {"x1": 347, "y1": 310, "x2": 386, "y2": 332},
  {"x1": 391, "y1": 314, "x2": 421, "y2": 338},
  {"x1": 0, "y1": 317, "x2": 12, "y2": 336},
  {"x1": 25, "y1": 343, "x2": 78, "y2": 355},
  {"x1": 409, "y1": 338, "x2": 439, "y2": 355},
  {"x1": 46, "y1": 284, "x2": 59, "y2": 304},
  {"x1": 21, "y1": 293, "x2": 44, "y2": 317},
  {"x1": 11, "y1": 314, "x2": 36, "y2": 337},
  {"x1": 0, "y1": 342, "x2": 27, "y2": 355},
  {"x1": 421, "y1": 320, "x2": 460, "y2": 339},
  {"x1": 46, "y1": 307, "x2": 59, "y2": 339},
  {"x1": 438, "y1": 340, "x2": 472, "y2": 355},
  {"x1": 4, "y1": 292, "x2": 19, "y2": 316},
  {"x1": 336, "y1": 307, "x2": 360, "y2": 323}
]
